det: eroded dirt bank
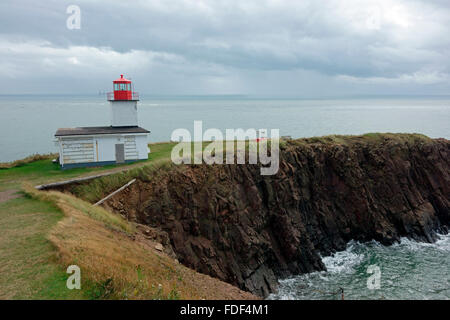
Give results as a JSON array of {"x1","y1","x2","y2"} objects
[{"x1": 70, "y1": 135, "x2": 450, "y2": 297}]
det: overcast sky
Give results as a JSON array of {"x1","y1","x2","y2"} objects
[{"x1": 1, "y1": 0, "x2": 449, "y2": 95}]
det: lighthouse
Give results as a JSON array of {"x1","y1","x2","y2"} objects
[{"x1": 54, "y1": 75, "x2": 150, "y2": 169}]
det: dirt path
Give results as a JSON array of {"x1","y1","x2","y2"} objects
[{"x1": 0, "y1": 190, "x2": 20, "y2": 203}]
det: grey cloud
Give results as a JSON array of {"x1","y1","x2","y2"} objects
[{"x1": 0, "y1": 0, "x2": 449, "y2": 94}]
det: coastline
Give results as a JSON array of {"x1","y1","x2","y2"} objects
[{"x1": 24, "y1": 133, "x2": 449, "y2": 298}]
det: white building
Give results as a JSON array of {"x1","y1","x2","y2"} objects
[{"x1": 55, "y1": 75, "x2": 150, "y2": 169}]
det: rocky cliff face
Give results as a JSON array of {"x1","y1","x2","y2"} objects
[{"x1": 104, "y1": 135, "x2": 449, "y2": 297}]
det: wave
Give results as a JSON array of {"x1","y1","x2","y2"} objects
[
  {"x1": 392, "y1": 233, "x2": 450, "y2": 252},
  {"x1": 321, "y1": 241, "x2": 365, "y2": 274},
  {"x1": 268, "y1": 233, "x2": 450, "y2": 300}
]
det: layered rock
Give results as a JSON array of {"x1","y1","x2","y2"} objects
[{"x1": 104, "y1": 135, "x2": 450, "y2": 297}]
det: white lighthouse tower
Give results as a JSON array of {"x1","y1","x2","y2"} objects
[
  {"x1": 108, "y1": 74, "x2": 138, "y2": 127},
  {"x1": 55, "y1": 75, "x2": 150, "y2": 169}
]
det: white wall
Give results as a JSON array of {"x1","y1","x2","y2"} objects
[
  {"x1": 96, "y1": 135, "x2": 118, "y2": 162},
  {"x1": 135, "y1": 135, "x2": 149, "y2": 160},
  {"x1": 58, "y1": 137, "x2": 95, "y2": 165},
  {"x1": 96, "y1": 134, "x2": 148, "y2": 161},
  {"x1": 58, "y1": 133, "x2": 148, "y2": 165},
  {"x1": 109, "y1": 100, "x2": 138, "y2": 127}
]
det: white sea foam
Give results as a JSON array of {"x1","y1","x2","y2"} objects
[
  {"x1": 321, "y1": 241, "x2": 365, "y2": 274},
  {"x1": 393, "y1": 233, "x2": 450, "y2": 252},
  {"x1": 268, "y1": 233, "x2": 450, "y2": 300}
]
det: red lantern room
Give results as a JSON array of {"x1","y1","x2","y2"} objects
[{"x1": 107, "y1": 74, "x2": 139, "y2": 101}]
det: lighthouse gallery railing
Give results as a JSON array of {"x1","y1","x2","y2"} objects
[{"x1": 106, "y1": 92, "x2": 139, "y2": 101}]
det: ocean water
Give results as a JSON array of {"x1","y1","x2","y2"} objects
[
  {"x1": 268, "y1": 234, "x2": 450, "y2": 300},
  {"x1": 0, "y1": 94, "x2": 449, "y2": 162}
]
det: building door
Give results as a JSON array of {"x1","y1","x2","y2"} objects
[{"x1": 115, "y1": 144, "x2": 125, "y2": 163}]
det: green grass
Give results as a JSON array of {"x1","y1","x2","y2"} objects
[
  {"x1": 0, "y1": 195, "x2": 85, "y2": 299},
  {"x1": 0, "y1": 153, "x2": 57, "y2": 169},
  {"x1": 0, "y1": 160, "x2": 104, "y2": 192},
  {"x1": 288, "y1": 132, "x2": 431, "y2": 147},
  {"x1": 23, "y1": 183, "x2": 134, "y2": 235},
  {"x1": 148, "y1": 142, "x2": 178, "y2": 161}
]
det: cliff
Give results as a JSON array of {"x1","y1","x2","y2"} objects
[{"x1": 78, "y1": 134, "x2": 450, "y2": 297}]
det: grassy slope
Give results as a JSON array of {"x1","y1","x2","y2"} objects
[
  {"x1": 23, "y1": 186, "x2": 255, "y2": 299},
  {"x1": 0, "y1": 195, "x2": 84, "y2": 299},
  {"x1": 0, "y1": 142, "x2": 176, "y2": 299}
]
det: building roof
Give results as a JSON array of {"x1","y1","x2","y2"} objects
[
  {"x1": 55, "y1": 126, "x2": 150, "y2": 137},
  {"x1": 113, "y1": 74, "x2": 131, "y2": 83}
]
